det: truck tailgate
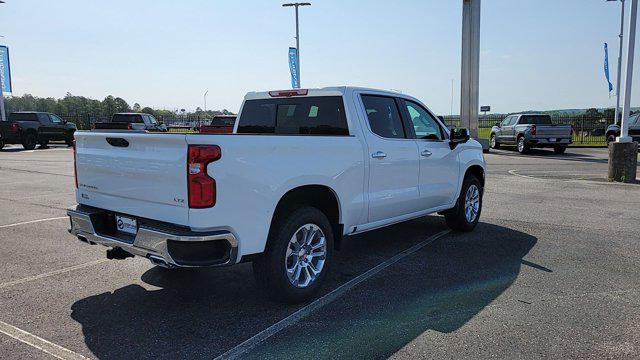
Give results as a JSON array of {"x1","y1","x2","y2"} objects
[
  {"x1": 535, "y1": 125, "x2": 572, "y2": 137},
  {"x1": 74, "y1": 131, "x2": 190, "y2": 225}
]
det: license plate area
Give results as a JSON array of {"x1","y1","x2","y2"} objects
[
  {"x1": 116, "y1": 215, "x2": 138, "y2": 236},
  {"x1": 549, "y1": 138, "x2": 557, "y2": 142}
]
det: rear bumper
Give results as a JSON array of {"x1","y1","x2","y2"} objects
[
  {"x1": 67, "y1": 205, "x2": 238, "y2": 268},
  {"x1": 528, "y1": 137, "x2": 572, "y2": 147}
]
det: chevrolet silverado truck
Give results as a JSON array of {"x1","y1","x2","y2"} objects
[
  {"x1": 605, "y1": 113, "x2": 640, "y2": 144},
  {"x1": 93, "y1": 113, "x2": 167, "y2": 132},
  {"x1": 67, "y1": 87, "x2": 486, "y2": 303},
  {"x1": 0, "y1": 111, "x2": 76, "y2": 150},
  {"x1": 490, "y1": 114, "x2": 572, "y2": 154}
]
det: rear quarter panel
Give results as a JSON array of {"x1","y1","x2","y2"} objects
[{"x1": 186, "y1": 134, "x2": 366, "y2": 257}]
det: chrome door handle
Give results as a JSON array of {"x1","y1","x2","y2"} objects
[
  {"x1": 371, "y1": 151, "x2": 387, "y2": 159},
  {"x1": 421, "y1": 149, "x2": 432, "y2": 157}
]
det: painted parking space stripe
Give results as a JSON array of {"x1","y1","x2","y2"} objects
[
  {"x1": 0, "y1": 216, "x2": 68, "y2": 230},
  {"x1": 0, "y1": 259, "x2": 109, "y2": 290},
  {"x1": 0, "y1": 321, "x2": 89, "y2": 360},
  {"x1": 216, "y1": 229, "x2": 451, "y2": 360}
]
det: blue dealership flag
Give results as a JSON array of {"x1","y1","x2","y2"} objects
[
  {"x1": 0, "y1": 45, "x2": 12, "y2": 93},
  {"x1": 604, "y1": 43, "x2": 613, "y2": 93},
  {"x1": 288, "y1": 47, "x2": 300, "y2": 89}
]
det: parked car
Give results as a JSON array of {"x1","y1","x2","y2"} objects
[
  {"x1": 0, "y1": 111, "x2": 76, "y2": 150},
  {"x1": 199, "y1": 115, "x2": 236, "y2": 134},
  {"x1": 490, "y1": 114, "x2": 573, "y2": 154},
  {"x1": 93, "y1": 113, "x2": 167, "y2": 132},
  {"x1": 67, "y1": 87, "x2": 486, "y2": 303},
  {"x1": 605, "y1": 114, "x2": 640, "y2": 144}
]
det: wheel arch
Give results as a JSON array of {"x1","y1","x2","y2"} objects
[
  {"x1": 464, "y1": 164, "x2": 485, "y2": 188},
  {"x1": 268, "y1": 184, "x2": 343, "y2": 251}
]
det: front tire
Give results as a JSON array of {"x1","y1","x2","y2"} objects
[
  {"x1": 253, "y1": 207, "x2": 333, "y2": 303},
  {"x1": 0, "y1": 138, "x2": 4, "y2": 150},
  {"x1": 444, "y1": 175, "x2": 483, "y2": 232},
  {"x1": 490, "y1": 134, "x2": 500, "y2": 149}
]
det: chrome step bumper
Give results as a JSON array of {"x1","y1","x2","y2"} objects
[{"x1": 67, "y1": 206, "x2": 238, "y2": 268}]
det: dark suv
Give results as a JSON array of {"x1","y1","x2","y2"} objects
[
  {"x1": 606, "y1": 114, "x2": 640, "y2": 144},
  {"x1": 0, "y1": 112, "x2": 76, "y2": 150}
]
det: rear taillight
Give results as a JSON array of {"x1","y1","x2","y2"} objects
[
  {"x1": 530, "y1": 125, "x2": 537, "y2": 136},
  {"x1": 187, "y1": 145, "x2": 221, "y2": 208},
  {"x1": 10, "y1": 122, "x2": 19, "y2": 132},
  {"x1": 72, "y1": 140, "x2": 78, "y2": 188},
  {"x1": 127, "y1": 123, "x2": 133, "y2": 130}
]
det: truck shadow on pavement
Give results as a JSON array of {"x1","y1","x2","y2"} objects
[{"x1": 70, "y1": 219, "x2": 541, "y2": 359}]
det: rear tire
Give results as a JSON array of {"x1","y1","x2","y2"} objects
[
  {"x1": 517, "y1": 136, "x2": 529, "y2": 154},
  {"x1": 22, "y1": 133, "x2": 37, "y2": 150},
  {"x1": 553, "y1": 146, "x2": 566, "y2": 155},
  {"x1": 0, "y1": 138, "x2": 4, "y2": 150},
  {"x1": 490, "y1": 134, "x2": 500, "y2": 149},
  {"x1": 253, "y1": 207, "x2": 333, "y2": 303},
  {"x1": 444, "y1": 175, "x2": 483, "y2": 232}
]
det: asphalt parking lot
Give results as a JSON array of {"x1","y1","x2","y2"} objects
[{"x1": 0, "y1": 144, "x2": 639, "y2": 359}]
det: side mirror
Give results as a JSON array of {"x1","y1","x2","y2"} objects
[{"x1": 449, "y1": 128, "x2": 470, "y2": 150}]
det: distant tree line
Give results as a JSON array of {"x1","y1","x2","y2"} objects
[{"x1": 4, "y1": 93, "x2": 234, "y2": 118}]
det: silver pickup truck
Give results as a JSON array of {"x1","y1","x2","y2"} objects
[{"x1": 490, "y1": 114, "x2": 573, "y2": 154}]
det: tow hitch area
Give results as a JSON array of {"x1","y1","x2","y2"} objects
[{"x1": 106, "y1": 247, "x2": 134, "y2": 260}]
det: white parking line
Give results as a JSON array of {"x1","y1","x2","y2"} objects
[
  {"x1": 0, "y1": 320, "x2": 89, "y2": 360},
  {"x1": 0, "y1": 259, "x2": 109, "y2": 290},
  {"x1": 216, "y1": 229, "x2": 451, "y2": 360},
  {"x1": 0, "y1": 216, "x2": 67, "y2": 229}
]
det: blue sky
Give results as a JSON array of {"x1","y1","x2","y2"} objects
[{"x1": 0, "y1": 0, "x2": 638, "y2": 114}]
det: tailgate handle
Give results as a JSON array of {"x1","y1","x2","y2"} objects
[{"x1": 106, "y1": 138, "x2": 129, "y2": 148}]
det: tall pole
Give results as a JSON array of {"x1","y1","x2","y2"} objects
[
  {"x1": 283, "y1": 3, "x2": 310, "y2": 89},
  {"x1": 203, "y1": 90, "x2": 208, "y2": 113},
  {"x1": 0, "y1": 1, "x2": 5, "y2": 122},
  {"x1": 295, "y1": 5, "x2": 300, "y2": 88},
  {"x1": 614, "y1": 0, "x2": 625, "y2": 125},
  {"x1": 460, "y1": 0, "x2": 481, "y2": 139},
  {"x1": 618, "y1": 0, "x2": 637, "y2": 142}
]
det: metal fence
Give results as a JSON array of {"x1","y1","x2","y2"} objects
[{"x1": 59, "y1": 113, "x2": 611, "y2": 146}]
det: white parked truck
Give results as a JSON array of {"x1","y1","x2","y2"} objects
[{"x1": 67, "y1": 87, "x2": 486, "y2": 303}]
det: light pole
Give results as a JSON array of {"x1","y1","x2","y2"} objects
[
  {"x1": 0, "y1": 0, "x2": 6, "y2": 122},
  {"x1": 608, "y1": 0, "x2": 638, "y2": 183},
  {"x1": 607, "y1": 0, "x2": 625, "y2": 125},
  {"x1": 203, "y1": 90, "x2": 208, "y2": 113},
  {"x1": 282, "y1": 2, "x2": 311, "y2": 88}
]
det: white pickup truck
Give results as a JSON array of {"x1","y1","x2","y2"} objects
[{"x1": 67, "y1": 87, "x2": 486, "y2": 303}]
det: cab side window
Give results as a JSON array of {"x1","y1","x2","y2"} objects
[
  {"x1": 50, "y1": 114, "x2": 63, "y2": 124},
  {"x1": 403, "y1": 100, "x2": 443, "y2": 140},
  {"x1": 361, "y1": 95, "x2": 406, "y2": 139}
]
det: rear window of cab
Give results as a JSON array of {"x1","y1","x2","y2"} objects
[{"x1": 237, "y1": 96, "x2": 349, "y2": 136}]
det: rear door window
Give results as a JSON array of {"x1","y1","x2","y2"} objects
[
  {"x1": 237, "y1": 96, "x2": 348, "y2": 135},
  {"x1": 361, "y1": 95, "x2": 406, "y2": 139}
]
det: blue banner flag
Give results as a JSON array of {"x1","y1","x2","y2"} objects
[
  {"x1": 604, "y1": 43, "x2": 613, "y2": 93},
  {"x1": 0, "y1": 45, "x2": 12, "y2": 93},
  {"x1": 288, "y1": 47, "x2": 299, "y2": 89}
]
